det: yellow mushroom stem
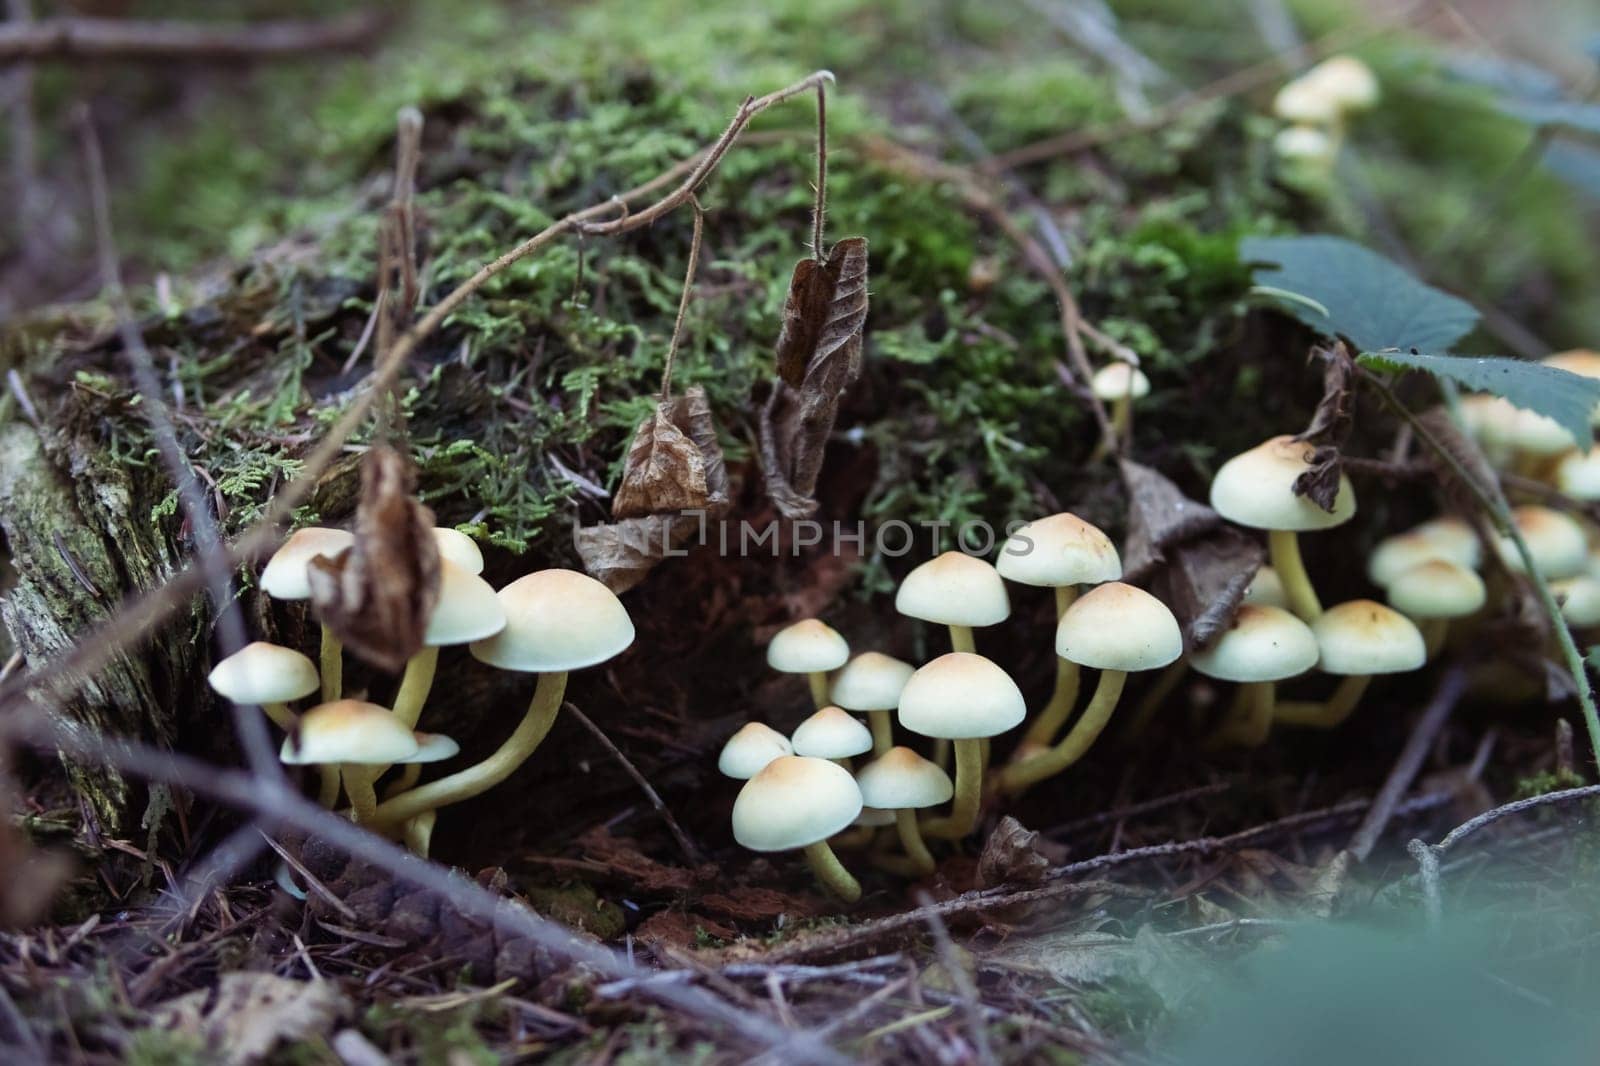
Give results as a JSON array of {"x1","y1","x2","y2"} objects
[
  {"x1": 260, "y1": 702, "x2": 297, "y2": 732},
  {"x1": 807, "y1": 672, "x2": 830, "y2": 710},
  {"x1": 1274, "y1": 675, "x2": 1372, "y2": 728},
  {"x1": 921, "y1": 738, "x2": 985, "y2": 840},
  {"x1": 316, "y1": 767, "x2": 341, "y2": 809},
  {"x1": 1419, "y1": 618, "x2": 1449, "y2": 659},
  {"x1": 1018, "y1": 586, "x2": 1081, "y2": 751},
  {"x1": 319, "y1": 626, "x2": 343, "y2": 703},
  {"x1": 404, "y1": 812, "x2": 437, "y2": 858},
  {"x1": 1206, "y1": 682, "x2": 1277, "y2": 748},
  {"x1": 342, "y1": 765, "x2": 379, "y2": 823},
  {"x1": 1268, "y1": 529, "x2": 1322, "y2": 622},
  {"x1": 895, "y1": 808, "x2": 936, "y2": 876},
  {"x1": 1090, "y1": 393, "x2": 1135, "y2": 462},
  {"x1": 802, "y1": 840, "x2": 861, "y2": 902},
  {"x1": 999, "y1": 669, "x2": 1128, "y2": 794},
  {"x1": 367, "y1": 671, "x2": 568, "y2": 830},
  {"x1": 947, "y1": 624, "x2": 975, "y2": 654},
  {"x1": 393, "y1": 645, "x2": 440, "y2": 729},
  {"x1": 867, "y1": 712, "x2": 893, "y2": 756},
  {"x1": 831, "y1": 824, "x2": 879, "y2": 849},
  {"x1": 386, "y1": 763, "x2": 422, "y2": 798}
]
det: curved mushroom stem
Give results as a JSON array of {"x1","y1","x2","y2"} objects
[
  {"x1": 1119, "y1": 658, "x2": 1189, "y2": 744},
  {"x1": 319, "y1": 627, "x2": 343, "y2": 703},
  {"x1": 316, "y1": 767, "x2": 342, "y2": 809},
  {"x1": 261, "y1": 702, "x2": 297, "y2": 732},
  {"x1": 343, "y1": 765, "x2": 378, "y2": 823},
  {"x1": 1090, "y1": 395, "x2": 1133, "y2": 461},
  {"x1": 999, "y1": 669, "x2": 1128, "y2": 794},
  {"x1": 922, "y1": 738, "x2": 985, "y2": 840},
  {"x1": 393, "y1": 645, "x2": 440, "y2": 729},
  {"x1": 931, "y1": 738, "x2": 951, "y2": 769},
  {"x1": 947, "y1": 624, "x2": 975, "y2": 654},
  {"x1": 403, "y1": 812, "x2": 437, "y2": 858},
  {"x1": 867, "y1": 711, "x2": 893, "y2": 756},
  {"x1": 831, "y1": 824, "x2": 878, "y2": 849},
  {"x1": 807, "y1": 672, "x2": 830, "y2": 710},
  {"x1": 367, "y1": 671, "x2": 568, "y2": 829},
  {"x1": 802, "y1": 840, "x2": 861, "y2": 902},
  {"x1": 1274, "y1": 675, "x2": 1371, "y2": 728},
  {"x1": 895, "y1": 808, "x2": 936, "y2": 875},
  {"x1": 386, "y1": 763, "x2": 421, "y2": 798},
  {"x1": 1207, "y1": 682, "x2": 1277, "y2": 748},
  {"x1": 1019, "y1": 586, "x2": 1081, "y2": 751},
  {"x1": 1420, "y1": 618, "x2": 1449, "y2": 659},
  {"x1": 1269, "y1": 529, "x2": 1322, "y2": 622}
]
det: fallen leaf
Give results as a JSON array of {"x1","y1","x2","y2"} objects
[
  {"x1": 147, "y1": 973, "x2": 347, "y2": 1066},
  {"x1": 1119, "y1": 459, "x2": 1223, "y2": 581},
  {"x1": 307, "y1": 446, "x2": 440, "y2": 672},
  {"x1": 985, "y1": 925, "x2": 1200, "y2": 1008},
  {"x1": 1155, "y1": 527, "x2": 1264, "y2": 649},
  {"x1": 612, "y1": 392, "x2": 716, "y2": 520},
  {"x1": 1292, "y1": 343, "x2": 1357, "y2": 511},
  {"x1": 759, "y1": 237, "x2": 868, "y2": 518},
  {"x1": 977, "y1": 817, "x2": 1050, "y2": 889}
]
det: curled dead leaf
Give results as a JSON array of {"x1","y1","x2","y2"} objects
[
  {"x1": 147, "y1": 973, "x2": 347, "y2": 1066},
  {"x1": 1119, "y1": 459, "x2": 1222, "y2": 581},
  {"x1": 1292, "y1": 343, "x2": 1357, "y2": 512},
  {"x1": 977, "y1": 816, "x2": 1050, "y2": 889}
]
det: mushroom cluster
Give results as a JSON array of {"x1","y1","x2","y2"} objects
[
  {"x1": 212, "y1": 527, "x2": 633, "y2": 856},
  {"x1": 1270, "y1": 54, "x2": 1379, "y2": 181}
]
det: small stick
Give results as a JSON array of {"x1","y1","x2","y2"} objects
[
  {"x1": 916, "y1": 890, "x2": 999, "y2": 1066},
  {"x1": 1347, "y1": 664, "x2": 1465, "y2": 862},
  {"x1": 811, "y1": 81, "x2": 827, "y2": 262},
  {"x1": 564, "y1": 702, "x2": 701, "y2": 865},
  {"x1": 0, "y1": 11, "x2": 387, "y2": 63},
  {"x1": 659, "y1": 197, "x2": 704, "y2": 402}
]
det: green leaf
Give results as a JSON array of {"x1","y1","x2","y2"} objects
[
  {"x1": 1357, "y1": 350, "x2": 1600, "y2": 451},
  {"x1": 1239, "y1": 235, "x2": 1480, "y2": 353},
  {"x1": 1504, "y1": 99, "x2": 1600, "y2": 136}
]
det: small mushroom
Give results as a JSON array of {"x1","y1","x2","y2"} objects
[
  {"x1": 1209, "y1": 436, "x2": 1356, "y2": 621},
  {"x1": 280, "y1": 700, "x2": 420, "y2": 823},
  {"x1": 830, "y1": 652, "x2": 915, "y2": 755},
  {"x1": 767, "y1": 619, "x2": 850, "y2": 709},
  {"x1": 1303, "y1": 55, "x2": 1379, "y2": 112},
  {"x1": 431, "y1": 527, "x2": 485, "y2": 574},
  {"x1": 894, "y1": 551, "x2": 1010, "y2": 655},
  {"x1": 392, "y1": 560, "x2": 506, "y2": 731},
  {"x1": 207, "y1": 641, "x2": 338, "y2": 807},
  {"x1": 369, "y1": 569, "x2": 634, "y2": 829},
  {"x1": 855, "y1": 747, "x2": 953, "y2": 876},
  {"x1": 1368, "y1": 528, "x2": 1478, "y2": 588},
  {"x1": 897, "y1": 652, "x2": 1025, "y2": 839},
  {"x1": 1242, "y1": 565, "x2": 1289, "y2": 610},
  {"x1": 1386, "y1": 559, "x2": 1486, "y2": 657},
  {"x1": 732, "y1": 755, "x2": 864, "y2": 902},
  {"x1": 996, "y1": 512, "x2": 1122, "y2": 751},
  {"x1": 1410, "y1": 516, "x2": 1481, "y2": 569},
  {"x1": 791, "y1": 706, "x2": 874, "y2": 769},
  {"x1": 717, "y1": 723, "x2": 792, "y2": 780},
  {"x1": 1194, "y1": 605, "x2": 1319, "y2": 747},
  {"x1": 1000, "y1": 582, "x2": 1182, "y2": 794},
  {"x1": 1090, "y1": 363, "x2": 1150, "y2": 451},
  {"x1": 1556, "y1": 450, "x2": 1600, "y2": 501},
  {"x1": 259, "y1": 527, "x2": 356, "y2": 703},
  {"x1": 1552, "y1": 575, "x2": 1600, "y2": 629},
  {"x1": 1275, "y1": 600, "x2": 1425, "y2": 728},
  {"x1": 1495, "y1": 506, "x2": 1588, "y2": 580}
]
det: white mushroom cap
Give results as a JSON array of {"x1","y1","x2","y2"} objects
[
  {"x1": 208, "y1": 641, "x2": 319, "y2": 705},
  {"x1": 1457, "y1": 395, "x2": 1518, "y2": 465},
  {"x1": 731, "y1": 756, "x2": 863, "y2": 852},
  {"x1": 1508, "y1": 408, "x2": 1578, "y2": 457},
  {"x1": 1273, "y1": 76, "x2": 1342, "y2": 126},
  {"x1": 433, "y1": 528, "x2": 485, "y2": 575},
  {"x1": 897, "y1": 653, "x2": 1026, "y2": 740},
  {"x1": 852, "y1": 807, "x2": 897, "y2": 827},
  {"x1": 1311, "y1": 600, "x2": 1426, "y2": 676},
  {"x1": 718, "y1": 722, "x2": 793, "y2": 780},
  {"x1": 766, "y1": 619, "x2": 850, "y2": 674},
  {"x1": 1189, "y1": 605, "x2": 1318, "y2": 683},
  {"x1": 996, "y1": 512, "x2": 1122, "y2": 588},
  {"x1": 397, "y1": 731, "x2": 461, "y2": 764},
  {"x1": 1368, "y1": 531, "x2": 1465, "y2": 587},
  {"x1": 1090, "y1": 363, "x2": 1150, "y2": 402},
  {"x1": 895, "y1": 551, "x2": 1010, "y2": 628},
  {"x1": 829, "y1": 652, "x2": 915, "y2": 711},
  {"x1": 1386, "y1": 560, "x2": 1486, "y2": 620},
  {"x1": 1556, "y1": 450, "x2": 1600, "y2": 501},
  {"x1": 1274, "y1": 125, "x2": 1336, "y2": 163},
  {"x1": 1055, "y1": 582, "x2": 1182, "y2": 672},
  {"x1": 424, "y1": 560, "x2": 507, "y2": 647},
  {"x1": 791, "y1": 706, "x2": 873, "y2": 759},
  {"x1": 280, "y1": 700, "x2": 420, "y2": 765},
  {"x1": 1209, "y1": 436, "x2": 1356, "y2": 532},
  {"x1": 855, "y1": 746, "x2": 953, "y2": 811},
  {"x1": 260, "y1": 528, "x2": 355, "y2": 600},
  {"x1": 1410, "y1": 516, "x2": 1482, "y2": 570},
  {"x1": 1305, "y1": 55, "x2": 1379, "y2": 111},
  {"x1": 469, "y1": 569, "x2": 634, "y2": 672},
  {"x1": 1496, "y1": 506, "x2": 1588, "y2": 580},
  {"x1": 1554, "y1": 576, "x2": 1600, "y2": 626},
  {"x1": 1242, "y1": 566, "x2": 1289, "y2": 610}
]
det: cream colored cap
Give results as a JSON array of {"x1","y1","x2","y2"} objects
[
  {"x1": 1556, "y1": 450, "x2": 1600, "y2": 501},
  {"x1": 1543, "y1": 352, "x2": 1600, "y2": 427},
  {"x1": 1508, "y1": 409, "x2": 1577, "y2": 457},
  {"x1": 1311, "y1": 600, "x2": 1425, "y2": 676},
  {"x1": 897, "y1": 652, "x2": 1025, "y2": 740},
  {"x1": 718, "y1": 722, "x2": 792, "y2": 780},
  {"x1": 1496, "y1": 506, "x2": 1587, "y2": 580},
  {"x1": 470, "y1": 568, "x2": 634, "y2": 672},
  {"x1": 1209, "y1": 436, "x2": 1356, "y2": 532},
  {"x1": 1273, "y1": 76, "x2": 1341, "y2": 125},
  {"x1": 1554, "y1": 576, "x2": 1600, "y2": 627},
  {"x1": 397, "y1": 731, "x2": 461, "y2": 764},
  {"x1": 1055, "y1": 582, "x2": 1182, "y2": 672},
  {"x1": 791, "y1": 706, "x2": 873, "y2": 760},
  {"x1": 1411, "y1": 516, "x2": 1482, "y2": 570},
  {"x1": 260, "y1": 527, "x2": 355, "y2": 600},
  {"x1": 895, "y1": 552, "x2": 1010, "y2": 627},
  {"x1": 1274, "y1": 125, "x2": 1335, "y2": 162},
  {"x1": 1305, "y1": 55, "x2": 1379, "y2": 110},
  {"x1": 829, "y1": 652, "x2": 915, "y2": 712},
  {"x1": 280, "y1": 700, "x2": 419, "y2": 764},
  {"x1": 433, "y1": 528, "x2": 484, "y2": 575},
  {"x1": 208, "y1": 641, "x2": 319, "y2": 705},
  {"x1": 855, "y1": 746, "x2": 953, "y2": 810},
  {"x1": 1242, "y1": 566, "x2": 1289, "y2": 610},
  {"x1": 766, "y1": 619, "x2": 850, "y2": 674},
  {"x1": 1457, "y1": 395, "x2": 1518, "y2": 464},
  {"x1": 1386, "y1": 560, "x2": 1485, "y2": 620},
  {"x1": 996, "y1": 512, "x2": 1121, "y2": 588},
  {"x1": 1368, "y1": 532, "x2": 1461, "y2": 587},
  {"x1": 731, "y1": 756, "x2": 862, "y2": 851},
  {"x1": 1190, "y1": 605, "x2": 1318, "y2": 683},
  {"x1": 1091, "y1": 363, "x2": 1150, "y2": 402},
  {"x1": 425, "y1": 560, "x2": 507, "y2": 647}
]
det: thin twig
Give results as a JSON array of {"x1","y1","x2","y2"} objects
[
  {"x1": 659, "y1": 197, "x2": 704, "y2": 402},
  {"x1": 915, "y1": 890, "x2": 998, "y2": 1066},
  {"x1": 1407, "y1": 837, "x2": 1444, "y2": 930},
  {"x1": 0, "y1": 11, "x2": 386, "y2": 63},
  {"x1": 564, "y1": 701, "x2": 701, "y2": 865},
  {"x1": 391, "y1": 105, "x2": 424, "y2": 317},
  {"x1": 812, "y1": 80, "x2": 828, "y2": 261},
  {"x1": 1347, "y1": 664, "x2": 1466, "y2": 861},
  {"x1": 1434, "y1": 782, "x2": 1600, "y2": 854}
]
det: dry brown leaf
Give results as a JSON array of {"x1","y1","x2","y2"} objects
[
  {"x1": 612, "y1": 403, "x2": 709, "y2": 520},
  {"x1": 759, "y1": 237, "x2": 868, "y2": 518},
  {"x1": 147, "y1": 973, "x2": 347, "y2": 1066},
  {"x1": 1119, "y1": 459, "x2": 1222, "y2": 581},
  {"x1": 1155, "y1": 526, "x2": 1264, "y2": 649},
  {"x1": 1292, "y1": 343, "x2": 1358, "y2": 512},
  {"x1": 977, "y1": 816, "x2": 1050, "y2": 889},
  {"x1": 307, "y1": 445, "x2": 440, "y2": 672}
]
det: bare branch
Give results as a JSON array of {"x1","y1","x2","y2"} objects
[
  {"x1": 0, "y1": 12, "x2": 386, "y2": 64},
  {"x1": 564, "y1": 701, "x2": 701, "y2": 865}
]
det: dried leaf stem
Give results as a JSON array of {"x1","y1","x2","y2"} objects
[
  {"x1": 812, "y1": 80, "x2": 828, "y2": 261},
  {"x1": 659, "y1": 197, "x2": 704, "y2": 401}
]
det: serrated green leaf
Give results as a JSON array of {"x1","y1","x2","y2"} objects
[
  {"x1": 1357, "y1": 350, "x2": 1600, "y2": 451},
  {"x1": 1240, "y1": 235, "x2": 1480, "y2": 353}
]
